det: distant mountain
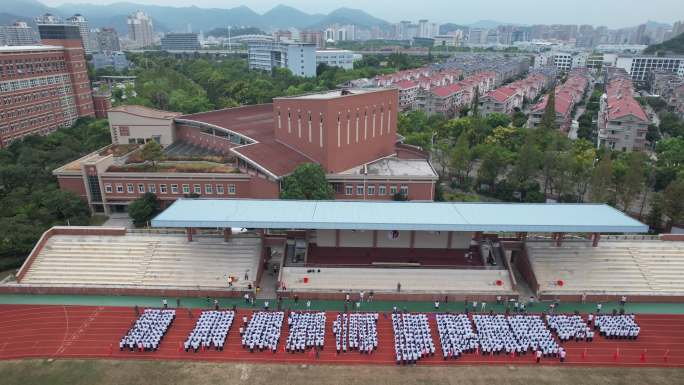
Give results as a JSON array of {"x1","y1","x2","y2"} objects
[
  {"x1": 307, "y1": 7, "x2": 392, "y2": 30},
  {"x1": 644, "y1": 32, "x2": 684, "y2": 55},
  {"x1": 440, "y1": 23, "x2": 470, "y2": 35},
  {"x1": 261, "y1": 4, "x2": 325, "y2": 30},
  {"x1": 0, "y1": 1, "x2": 393, "y2": 35},
  {"x1": 644, "y1": 20, "x2": 671, "y2": 29}
]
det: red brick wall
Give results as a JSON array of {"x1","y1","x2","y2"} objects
[
  {"x1": 274, "y1": 89, "x2": 398, "y2": 173},
  {"x1": 247, "y1": 174, "x2": 280, "y2": 199},
  {"x1": 332, "y1": 180, "x2": 434, "y2": 201},
  {"x1": 93, "y1": 95, "x2": 112, "y2": 119},
  {"x1": 58, "y1": 176, "x2": 88, "y2": 201},
  {"x1": 101, "y1": 176, "x2": 253, "y2": 202}
]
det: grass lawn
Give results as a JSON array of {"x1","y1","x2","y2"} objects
[{"x1": 0, "y1": 360, "x2": 681, "y2": 385}]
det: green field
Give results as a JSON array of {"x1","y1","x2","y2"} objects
[{"x1": 0, "y1": 360, "x2": 681, "y2": 385}]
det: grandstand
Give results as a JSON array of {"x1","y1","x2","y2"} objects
[
  {"x1": 526, "y1": 240, "x2": 684, "y2": 299},
  {"x1": 12, "y1": 228, "x2": 261, "y2": 294}
]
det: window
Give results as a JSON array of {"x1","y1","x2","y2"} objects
[
  {"x1": 148, "y1": 184, "x2": 156, "y2": 193},
  {"x1": 138, "y1": 184, "x2": 145, "y2": 193},
  {"x1": 345, "y1": 185, "x2": 353, "y2": 196},
  {"x1": 400, "y1": 185, "x2": 409, "y2": 196},
  {"x1": 368, "y1": 185, "x2": 375, "y2": 196},
  {"x1": 390, "y1": 185, "x2": 398, "y2": 195},
  {"x1": 160, "y1": 184, "x2": 167, "y2": 194},
  {"x1": 182, "y1": 184, "x2": 190, "y2": 194},
  {"x1": 118, "y1": 126, "x2": 130, "y2": 136},
  {"x1": 228, "y1": 184, "x2": 236, "y2": 195},
  {"x1": 205, "y1": 184, "x2": 213, "y2": 194},
  {"x1": 379, "y1": 185, "x2": 387, "y2": 196},
  {"x1": 171, "y1": 184, "x2": 178, "y2": 194},
  {"x1": 194, "y1": 184, "x2": 201, "y2": 194},
  {"x1": 126, "y1": 183, "x2": 134, "y2": 193},
  {"x1": 216, "y1": 184, "x2": 225, "y2": 195},
  {"x1": 356, "y1": 185, "x2": 364, "y2": 196},
  {"x1": 104, "y1": 184, "x2": 113, "y2": 193}
]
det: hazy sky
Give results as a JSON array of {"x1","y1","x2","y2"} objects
[{"x1": 39, "y1": 0, "x2": 684, "y2": 28}]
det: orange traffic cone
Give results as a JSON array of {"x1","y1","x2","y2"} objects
[
  {"x1": 582, "y1": 348, "x2": 587, "y2": 360},
  {"x1": 613, "y1": 347, "x2": 620, "y2": 361},
  {"x1": 663, "y1": 349, "x2": 669, "y2": 363},
  {"x1": 640, "y1": 349, "x2": 646, "y2": 362}
]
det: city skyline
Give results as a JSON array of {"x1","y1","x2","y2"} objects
[{"x1": 36, "y1": 0, "x2": 684, "y2": 28}]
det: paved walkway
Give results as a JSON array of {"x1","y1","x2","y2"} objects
[{"x1": 0, "y1": 294, "x2": 682, "y2": 314}]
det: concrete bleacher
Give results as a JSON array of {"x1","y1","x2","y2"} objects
[
  {"x1": 19, "y1": 233, "x2": 261, "y2": 289},
  {"x1": 281, "y1": 266, "x2": 513, "y2": 294},
  {"x1": 527, "y1": 240, "x2": 684, "y2": 296}
]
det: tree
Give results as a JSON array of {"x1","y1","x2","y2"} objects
[
  {"x1": 662, "y1": 178, "x2": 684, "y2": 232},
  {"x1": 280, "y1": 163, "x2": 334, "y2": 200},
  {"x1": 471, "y1": 86, "x2": 480, "y2": 117},
  {"x1": 485, "y1": 112, "x2": 511, "y2": 129},
  {"x1": 589, "y1": 149, "x2": 613, "y2": 203},
  {"x1": 140, "y1": 141, "x2": 164, "y2": 170},
  {"x1": 476, "y1": 144, "x2": 511, "y2": 191},
  {"x1": 613, "y1": 152, "x2": 648, "y2": 212},
  {"x1": 539, "y1": 86, "x2": 557, "y2": 131},
  {"x1": 510, "y1": 132, "x2": 542, "y2": 192},
  {"x1": 646, "y1": 192, "x2": 664, "y2": 233},
  {"x1": 128, "y1": 193, "x2": 161, "y2": 228},
  {"x1": 512, "y1": 111, "x2": 527, "y2": 128},
  {"x1": 450, "y1": 132, "x2": 474, "y2": 185}
]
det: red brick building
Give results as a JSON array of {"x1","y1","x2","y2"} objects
[
  {"x1": 0, "y1": 24, "x2": 94, "y2": 148},
  {"x1": 54, "y1": 89, "x2": 438, "y2": 214}
]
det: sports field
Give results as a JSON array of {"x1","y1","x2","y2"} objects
[{"x1": 0, "y1": 360, "x2": 682, "y2": 385}]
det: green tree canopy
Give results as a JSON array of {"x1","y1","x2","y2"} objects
[
  {"x1": 128, "y1": 193, "x2": 161, "y2": 227},
  {"x1": 539, "y1": 86, "x2": 557, "y2": 131},
  {"x1": 280, "y1": 163, "x2": 334, "y2": 200}
]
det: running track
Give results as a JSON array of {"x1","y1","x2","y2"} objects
[{"x1": 0, "y1": 304, "x2": 682, "y2": 367}]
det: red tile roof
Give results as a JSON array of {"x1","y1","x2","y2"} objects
[
  {"x1": 178, "y1": 104, "x2": 275, "y2": 142},
  {"x1": 231, "y1": 140, "x2": 313, "y2": 178},
  {"x1": 432, "y1": 83, "x2": 463, "y2": 98},
  {"x1": 394, "y1": 80, "x2": 419, "y2": 90}
]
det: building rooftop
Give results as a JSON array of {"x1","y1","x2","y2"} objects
[
  {"x1": 338, "y1": 157, "x2": 437, "y2": 179},
  {"x1": 152, "y1": 200, "x2": 648, "y2": 233},
  {"x1": 176, "y1": 104, "x2": 274, "y2": 142},
  {"x1": 0, "y1": 45, "x2": 63, "y2": 52},
  {"x1": 109, "y1": 105, "x2": 181, "y2": 119},
  {"x1": 276, "y1": 88, "x2": 385, "y2": 100}
]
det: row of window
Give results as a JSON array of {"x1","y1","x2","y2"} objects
[
  {"x1": 340, "y1": 184, "x2": 408, "y2": 197},
  {"x1": 0, "y1": 108, "x2": 76, "y2": 134},
  {"x1": 104, "y1": 182, "x2": 237, "y2": 196},
  {"x1": 0, "y1": 100, "x2": 61, "y2": 121},
  {"x1": 1, "y1": 87, "x2": 66, "y2": 106},
  {"x1": 0, "y1": 56, "x2": 67, "y2": 78},
  {"x1": 0, "y1": 74, "x2": 70, "y2": 93}
]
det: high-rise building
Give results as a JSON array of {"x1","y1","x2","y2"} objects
[
  {"x1": 160, "y1": 33, "x2": 200, "y2": 51},
  {"x1": 299, "y1": 30, "x2": 325, "y2": 48},
  {"x1": 0, "y1": 26, "x2": 95, "y2": 147},
  {"x1": 34, "y1": 13, "x2": 61, "y2": 25},
  {"x1": 247, "y1": 39, "x2": 316, "y2": 77},
  {"x1": 0, "y1": 21, "x2": 39, "y2": 46},
  {"x1": 38, "y1": 24, "x2": 94, "y2": 118},
  {"x1": 96, "y1": 28, "x2": 121, "y2": 53},
  {"x1": 127, "y1": 10, "x2": 154, "y2": 48},
  {"x1": 66, "y1": 14, "x2": 92, "y2": 54}
]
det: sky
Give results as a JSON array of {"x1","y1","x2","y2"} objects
[{"x1": 38, "y1": 0, "x2": 684, "y2": 28}]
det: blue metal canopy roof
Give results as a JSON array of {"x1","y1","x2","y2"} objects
[{"x1": 151, "y1": 199, "x2": 648, "y2": 233}]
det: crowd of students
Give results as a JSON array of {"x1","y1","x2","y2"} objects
[
  {"x1": 595, "y1": 314, "x2": 640, "y2": 339},
  {"x1": 120, "y1": 309, "x2": 176, "y2": 351},
  {"x1": 184, "y1": 310, "x2": 234, "y2": 352},
  {"x1": 473, "y1": 314, "x2": 561, "y2": 357},
  {"x1": 392, "y1": 313, "x2": 436, "y2": 365},
  {"x1": 333, "y1": 313, "x2": 379, "y2": 354},
  {"x1": 285, "y1": 312, "x2": 326, "y2": 353},
  {"x1": 241, "y1": 311, "x2": 284, "y2": 352},
  {"x1": 546, "y1": 314, "x2": 595, "y2": 342},
  {"x1": 435, "y1": 314, "x2": 479, "y2": 360}
]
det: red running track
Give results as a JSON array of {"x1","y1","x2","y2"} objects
[{"x1": 0, "y1": 304, "x2": 683, "y2": 367}]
